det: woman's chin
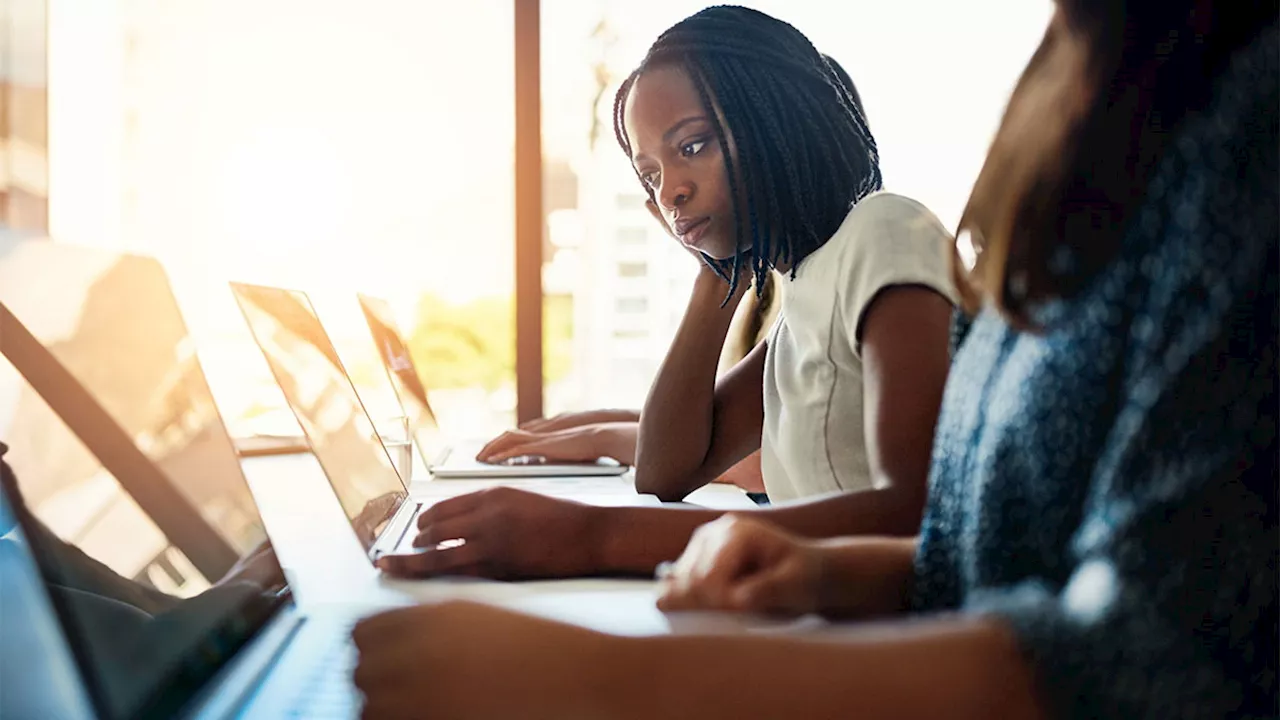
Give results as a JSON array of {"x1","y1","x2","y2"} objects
[{"x1": 696, "y1": 242, "x2": 739, "y2": 261}]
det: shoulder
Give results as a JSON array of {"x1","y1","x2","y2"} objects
[
  {"x1": 816, "y1": 192, "x2": 954, "y2": 274},
  {"x1": 836, "y1": 192, "x2": 951, "y2": 244},
  {"x1": 811, "y1": 192, "x2": 957, "y2": 309}
]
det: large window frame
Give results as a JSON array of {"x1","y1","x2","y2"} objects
[{"x1": 514, "y1": 0, "x2": 544, "y2": 424}]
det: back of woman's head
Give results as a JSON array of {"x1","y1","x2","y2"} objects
[
  {"x1": 957, "y1": 0, "x2": 1279, "y2": 323},
  {"x1": 613, "y1": 5, "x2": 880, "y2": 295}
]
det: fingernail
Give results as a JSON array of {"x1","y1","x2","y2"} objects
[{"x1": 654, "y1": 561, "x2": 675, "y2": 580}]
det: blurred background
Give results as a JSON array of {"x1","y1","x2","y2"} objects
[{"x1": 3, "y1": 0, "x2": 1051, "y2": 440}]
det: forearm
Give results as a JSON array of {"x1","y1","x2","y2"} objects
[
  {"x1": 635, "y1": 271, "x2": 743, "y2": 497},
  {"x1": 583, "y1": 409, "x2": 641, "y2": 425},
  {"x1": 590, "y1": 422, "x2": 638, "y2": 465},
  {"x1": 597, "y1": 616, "x2": 1044, "y2": 720},
  {"x1": 589, "y1": 505, "x2": 725, "y2": 575},
  {"x1": 811, "y1": 536, "x2": 918, "y2": 619},
  {"x1": 589, "y1": 486, "x2": 925, "y2": 576},
  {"x1": 758, "y1": 484, "x2": 927, "y2": 539}
]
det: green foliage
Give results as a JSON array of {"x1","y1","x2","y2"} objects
[{"x1": 404, "y1": 293, "x2": 573, "y2": 391}]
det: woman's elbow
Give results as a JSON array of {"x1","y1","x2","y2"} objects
[{"x1": 633, "y1": 466, "x2": 698, "y2": 502}]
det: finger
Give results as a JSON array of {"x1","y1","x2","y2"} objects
[
  {"x1": 477, "y1": 430, "x2": 530, "y2": 460},
  {"x1": 416, "y1": 492, "x2": 485, "y2": 529},
  {"x1": 486, "y1": 438, "x2": 581, "y2": 464},
  {"x1": 693, "y1": 518, "x2": 777, "y2": 589},
  {"x1": 519, "y1": 416, "x2": 554, "y2": 431},
  {"x1": 655, "y1": 578, "x2": 691, "y2": 611},
  {"x1": 353, "y1": 642, "x2": 420, "y2": 688},
  {"x1": 655, "y1": 537, "x2": 715, "y2": 611},
  {"x1": 662, "y1": 517, "x2": 763, "y2": 610},
  {"x1": 655, "y1": 573, "x2": 714, "y2": 612},
  {"x1": 412, "y1": 513, "x2": 483, "y2": 547},
  {"x1": 352, "y1": 605, "x2": 428, "y2": 650},
  {"x1": 730, "y1": 560, "x2": 810, "y2": 616},
  {"x1": 375, "y1": 540, "x2": 486, "y2": 578},
  {"x1": 360, "y1": 695, "x2": 420, "y2": 720},
  {"x1": 355, "y1": 664, "x2": 424, "y2": 720},
  {"x1": 689, "y1": 536, "x2": 758, "y2": 608},
  {"x1": 666, "y1": 527, "x2": 710, "y2": 584}
]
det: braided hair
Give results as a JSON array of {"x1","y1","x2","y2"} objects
[{"x1": 612, "y1": 5, "x2": 881, "y2": 297}]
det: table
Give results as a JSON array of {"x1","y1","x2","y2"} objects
[{"x1": 238, "y1": 454, "x2": 811, "y2": 637}]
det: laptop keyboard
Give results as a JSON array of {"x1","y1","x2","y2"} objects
[{"x1": 283, "y1": 621, "x2": 361, "y2": 719}]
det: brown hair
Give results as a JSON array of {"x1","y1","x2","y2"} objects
[{"x1": 954, "y1": 0, "x2": 1278, "y2": 324}]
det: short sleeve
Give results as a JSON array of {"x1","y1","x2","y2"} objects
[{"x1": 834, "y1": 193, "x2": 958, "y2": 358}]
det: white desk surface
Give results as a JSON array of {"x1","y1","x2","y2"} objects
[{"x1": 240, "y1": 454, "x2": 818, "y2": 637}]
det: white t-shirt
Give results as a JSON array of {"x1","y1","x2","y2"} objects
[{"x1": 760, "y1": 192, "x2": 957, "y2": 503}]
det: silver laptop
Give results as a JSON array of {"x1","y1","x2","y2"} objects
[
  {"x1": 229, "y1": 283, "x2": 423, "y2": 560},
  {"x1": 356, "y1": 293, "x2": 629, "y2": 479},
  {"x1": 232, "y1": 284, "x2": 661, "y2": 560},
  {"x1": 0, "y1": 239, "x2": 370, "y2": 718}
]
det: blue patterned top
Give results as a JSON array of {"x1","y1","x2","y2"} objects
[{"x1": 911, "y1": 26, "x2": 1278, "y2": 719}]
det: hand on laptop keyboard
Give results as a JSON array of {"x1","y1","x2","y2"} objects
[
  {"x1": 496, "y1": 454, "x2": 548, "y2": 467},
  {"x1": 352, "y1": 601, "x2": 604, "y2": 719}
]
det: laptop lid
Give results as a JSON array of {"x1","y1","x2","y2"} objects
[
  {"x1": 0, "y1": 239, "x2": 290, "y2": 720},
  {"x1": 229, "y1": 283, "x2": 408, "y2": 559},
  {"x1": 356, "y1": 294, "x2": 448, "y2": 467},
  {"x1": 0, "y1": 469, "x2": 96, "y2": 720}
]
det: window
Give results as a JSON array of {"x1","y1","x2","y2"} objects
[
  {"x1": 0, "y1": 0, "x2": 48, "y2": 233},
  {"x1": 616, "y1": 192, "x2": 647, "y2": 210},
  {"x1": 616, "y1": 261, "x2": 647, "y2": 278},
  {"x1": 616, "y1": 297, "x2": 648, "y2": 314},
  {"x1": 31, "y1": 1, "x2": 1054, "y2": 430},
  {"x1": 617, "y1": 226, "x2": 648, "y2": 246},
  {"x1": 541, "y1": 0, "x2": 1051, "y2": 412},
  {"x1": 47, "y1": 0, "x2": 519, "y2": 437}
]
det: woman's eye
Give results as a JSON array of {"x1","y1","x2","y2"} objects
[
  {"x1": 641, "y1": 172, "x2": 659, "y2": 188},
  {"x1": 681, "y1": 140, "x2": 706, "y2": 157}
]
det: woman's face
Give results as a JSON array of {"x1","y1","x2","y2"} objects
[{"x1": 623, "y1": 65, "x2": 740, "y2": 260}]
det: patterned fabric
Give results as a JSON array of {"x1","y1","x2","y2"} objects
[{"x1": 911, "y1": 26, "x2": 1278, "y2": 720}]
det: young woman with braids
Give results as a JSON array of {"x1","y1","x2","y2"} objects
[
  {"x1": 354, "y1": 1, "x2": 1276, "y2": 717},
  {"x1": 476, "y1": 53, "x2": 867, "y2": 504},
  {"x1": 379, "y1": 6, "x2": 958, "y2": 581}
]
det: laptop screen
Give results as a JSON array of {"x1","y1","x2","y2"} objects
[
  {"x1": 357, "y1": 294, "x2": 448, "y2": 466},
  {"x1": 231, "y1": 284, "x2": 407, "y2": 556},
  {"x1": 0, "y1": 470, "x2": 96, "y2": 720},
  {"x1": 0, "y1": 241, "x2": 289, "y2": 720}
]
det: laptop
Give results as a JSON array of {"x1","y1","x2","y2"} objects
[
  {"x1": 229, "y1": 282, "x2": 423, "y2": 560},
  {"x1": 356, "y1": 293, "x2": 629, "y2": 478},
  {"x1": 231, "y1": 284, "x2": 662, "y2": 562},
  {"x1": 0, "y1": 239, "x2": 370, "y2": 718}
]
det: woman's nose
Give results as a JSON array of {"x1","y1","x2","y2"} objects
[{"x1": 659, "y1": 180, "x2": 693, "y2": 211}]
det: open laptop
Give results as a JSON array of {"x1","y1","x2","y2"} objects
[
  {"x1": 356, "y1": 293, "x2": 629, "y2": 478},
  {"x1": 231, "y1": 284, "x2": 662, "y2": 563},
  {"x1": 228, "y1": 283, "x2": 422, "y2": 560},
  {"x1": 0, "y1": 239, "x2": 369, "y2": 718},
  {"x1": 230, "y1": 283, "x2": 660, "y2": 558}
]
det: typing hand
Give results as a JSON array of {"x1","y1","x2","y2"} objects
[
  {"x1": 476, "y1": 422, "x2": 636, "y2": 466},
  {"x1": 656, "y1": 514, "x2": 823, "y2": 616},
  {"x1": 353, "y1": 601, "x2": 606, "y2": 720},
  {"x1": 374, "y1": 487, "x2": 601, "y2": 579}
]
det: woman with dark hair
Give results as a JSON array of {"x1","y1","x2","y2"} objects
[
  {"x1": 477, "y1": 51, "x2": 870, "y2": 504},
  {"x1": 354, "y1": 2, "x2": 1277, "y2": 717},
  {"x1": 382, "y1": 6, "x2": 957, "y2": 580}
]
